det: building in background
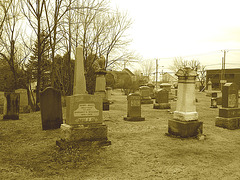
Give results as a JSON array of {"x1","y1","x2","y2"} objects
[{"x1": 206, "y1": 68, "x2": 240, "y2": 90}]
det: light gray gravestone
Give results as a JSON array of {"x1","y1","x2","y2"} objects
[
  {"x1": 95, "y1": 69, "x2": 110, "y2": 111},
  {"x1": 168, "y1": 67, "x2": 203, "y2": 138},
  {"x1": 15, "y1": 89, "x2": 30, "y2": 113},
  {"x1": 40, "y1": 87, "x2": 63, "y2": 130},
  {"x1": 124, "y1": 93, "x2": 145, "y2": 121}
]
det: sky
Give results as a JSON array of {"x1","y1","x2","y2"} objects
[{"x1": 111, "y1": 0, "x2": 240, "y2": 72}]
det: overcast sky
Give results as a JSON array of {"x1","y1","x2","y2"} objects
[{"x1": 111, "y1": 0, "x2": 240, "y2": 71}]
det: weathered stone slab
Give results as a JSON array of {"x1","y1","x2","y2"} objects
[
  {"x1": 168, "y1": 119, "x2": 203, "y2": 138},
  {"x1": 222, "y1": 83, "x2": 238, "y2": 108},
  {"x1": 124, "y1": 93, "x2": 145, "y2": 121},
  {"x1": 66, "y1": 94, "x2": 103, "y2": 125},
  {"x1": 215, "y1": 117, "x2": 240, "y2": 130},
  {"x1": 155, "y1": 89, "x2": 168, "y2": 103},
  {"x1": 3, "y1": 92, "x2": 20, "y2": 120},
  {"x1": 219, "y1": 108, "x2": 240, "y2": 118},
  {"x1": 40, "y1": 87, "x2": 63, "y2": 130}
]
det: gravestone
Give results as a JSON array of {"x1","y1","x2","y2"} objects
[
  {"x1": 160, "y1": 83, "x2": 174, "y2": 100},
  {"x1": 124, "y1": 93, "x2": 145, "y2": 121},
  {"x1": 168, "y1": 67, "x2": 203, "y2": 137},
  {"x1": 0, "y1": 91, "x2": 4, "y2": 114},
  {"x1": 206, "y1": 79, "x2": 213, "y2": 96},
  {"x1": 95, "y1": 69, "x2": 110, "y2": 111},
  {"x1": 15, "y1": 89, "x2": 30, "y2": 113},
  {"x1": 40, "y1": 87, "x2": 63, "y2": 130},
  {"x1": 57, "y1": 46, "x2": 110, "y2": 148},
  {"x1": 139, "y1": 86, "x2": 153, "y2": 104},
  {"x1": 3, "y1": 92, "x2": 20, "y2": 120},
  {"x1": 106, "y1": 87, "x2": 113, "y2": 103},
  {"x1": 153, "y1": 89, "x2": 171, "y2": 109},
  {"x1": 216, "y1": 83, "x2": 240, "y2": 129}
]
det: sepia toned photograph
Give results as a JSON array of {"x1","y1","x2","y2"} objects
[{"x1": 1, "y1": 0, "x2": 240, "y2": 179}]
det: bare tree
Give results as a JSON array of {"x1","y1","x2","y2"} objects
[
  {"x1": 169, "y1": 57, "x2": 201, "y2": 73},
  {"x1": 0, "y1": 0, "x2": 13, "y2": 38},
  {"x1": 21, "y1": 0, "x2": 47, "y2": 110},
  {"x1": 43, "y1": 0, "x2": 72, "y2": 87},
  {"x1": 140, "y1": 59, "x2": 155, "y2": 78},
  {"x1": 0, "y1": 0, "x2": 22, "y2": 91}
]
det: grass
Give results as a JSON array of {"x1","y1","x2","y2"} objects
[{"x1": 1, "y1": 89, "x2": 240, "y2": 179}]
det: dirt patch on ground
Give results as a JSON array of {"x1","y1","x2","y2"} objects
[{"x1": 1, "y1": 89, "x2": 240, "y2": 179}]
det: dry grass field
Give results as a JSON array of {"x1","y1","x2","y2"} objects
[{"x1": 1, "y1": 89, "x2": 240, "y2": 180}]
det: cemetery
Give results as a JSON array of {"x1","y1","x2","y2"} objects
[
  {"x1": 1, "y1": 0, "x2": 240, "y2": 179},
  {"x1": 1, "y1": 82, "x2": 240, "y2": 179}
]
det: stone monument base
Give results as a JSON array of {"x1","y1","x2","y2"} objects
[
  {"x1": 19, "y1": 105, "x2": 31, "y2": 113},
  {"x1": 124, "y1": 116, "x2": 145, "y2": 121},
  {"x1": 168, "y1": 119, "x2": 203, "y2": 138},
  {"x1": 153, "y1": 103, "x2": 171, "y2": 109},
  {"x1": 3, "y1": 114, "x2": 19, "y2": 120},
  {"x1": 141, "y1": 98, "x2": 153, "y2": 104},
  {"x1": 57, "y1": 123, "x2": 111, "y2": 149},
  {"x1": 215, "y1": 117, "x2": 240, "y2": 130},
  {"x1": 173, "y1": 111, "x2": 198, "y2": 121},
  {"x1": 219, "y1": 108, "x2": 240, "y2": 118},
  {"x1": 103, "y1": 101, "x2": 110, "y2": 111}
]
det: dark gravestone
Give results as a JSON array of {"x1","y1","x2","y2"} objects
[
  {"x1": 216, "y1": 83, "x2": 240, "y2": 129},
  {"x1": 222, "y1": 83, "x2": 238, "y2": 108},
  {"x1": 40, "y1": 87, "x2": 63, "y2": 130},
  {"x1": 212, "y1": 92, "x2": 217, "y2": 98},
  {"x1": 154, "y1": 89, "x2": 170, "y2": 109},
  {"x1": 156, "y1": 89, "x2": 168, "y2": 103},
  {"x1": 3, "y1": 92, "x2": 20, "y2": 120}
]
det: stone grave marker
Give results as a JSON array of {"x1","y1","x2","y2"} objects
[
  {"x1": 15, "y1": 88, "x2": 30, "y2": 113},
  {"x1": 168, "y1": 67, "x2": 203, "y2": 138},
  {"x1": 0, "y1": 91, "x2": 4, "y2": 114},
  {"x1": 95, "y1": 68, "x2": 110, "y2": 111},
  {"x1": 139, "y1": 86, "x2": 153, "y2": 104},
  {"x1": 3, "y1": 92, "x2": 20, "y2": 120},
  {"x1": 222, "y1": 83, "x2": 238, "y2": 108},
  {"x1": 106, "y1": 87, "x2": 112, "y2": 103},
  {"x1": 57, "y1": 46, "x2": 110, "y2": 148},
  {"x1": 216, "y1": 82, "x2": 240, "y2": 129},
  {"x1": 153, "y1": 89, "x2": 171, "y2": 109},
  {"x1": 40, "y1": 87, "x2": 63, "y2": 130},
  {"x1": 124, "y1": 93, "x2": 145, "y2": 121}
]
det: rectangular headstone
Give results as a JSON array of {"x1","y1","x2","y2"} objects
[
  {"x1": 15, "y1": 89, "x2": 28, "y2": 106},
  {"x1": 66, "y1": 94, "x2": 103, "y2": 125},
  {"x1": 222, "y1": 83, "x2": 238, "y2": 108},
  {"x1": 40, "y1": 87, "x2": 63, "y2": 130},
  {"x1": 156, "y1": 89, "x2": 169, "y2": 103},
  {"x1": 3, "y1": 92, "x2": 20, "y2": 120},
  {"x1": 127, "y1": 93, "x2": 141, "y2": 117}
]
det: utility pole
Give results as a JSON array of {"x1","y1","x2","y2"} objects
[
  {"x1": 156, "y1": 58, "x2": 158, "y2": 90},
  {"x1": 220, "y1": 50, "x2": 226, "y2": 90}
]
